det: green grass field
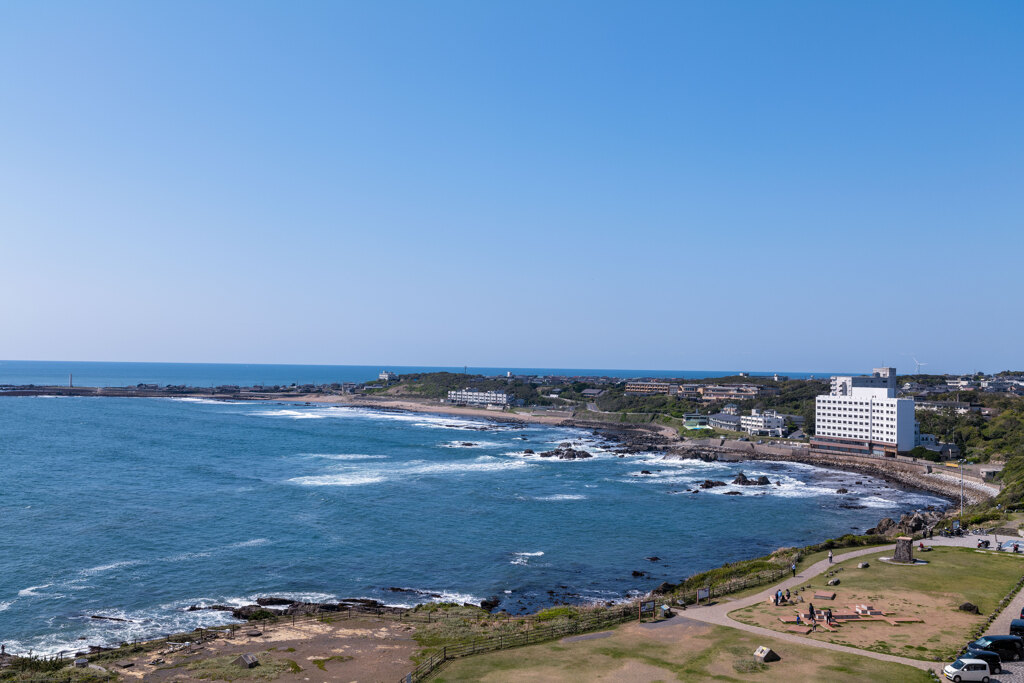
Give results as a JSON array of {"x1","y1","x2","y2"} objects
[{"x1": 433, "y1": 621, "x2": 932, "y2": 682}]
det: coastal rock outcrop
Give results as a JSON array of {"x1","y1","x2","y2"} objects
[
  {"x1": 539, "y1": 447, "x2": 593, "y2": 460},
  {"x1": 868, "y1": 510, "x2": 944, "y2": 537},
  {"x1": 731, "y1": 472, "x2": 772, "y2": 486},
  {"x1": 700, "y1": 480, "x2": 727, "y2": 489},
  {"x1": 480, "y1": 596, "x2": 501, "y2": 612}
]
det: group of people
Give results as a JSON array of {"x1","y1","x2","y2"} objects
[
  {"x1": 772, "y1": 588, "x2": 792, "y2": 606},
  {"x1": 794, "y1": 602, "x2": 834, "y2": 630}
]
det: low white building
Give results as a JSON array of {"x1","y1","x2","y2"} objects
[
  {"x1": 447, "y1": 388, "x2": 513, "y2": 407},
  {"x1": 379, "y1": 370, "x2": 399, "y2": 382},
  {"x1": 740, "y1": 409, "x2": 785, "y2": 436}
]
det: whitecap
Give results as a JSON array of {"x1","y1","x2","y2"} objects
[
  {"x1": 301, "y1": 453, "x2": 389, "y2": 460},
  {"x1": 0, "y1": 600, "x2": 13, "y2": 611},
  {"x1": 534, "y1": 494, "x2": 586, "y2": 501},
  {"x1": 18, "y1": 584, "x2": 51, "y2": 597},
  {"x1": 289, "y1": 473, "x2": 388, "y2": 487},
  {"x1": 251, "y1": 409, "x2": 324, "y2": 419},
  {"x1": 81, "y1": 560, "x2": 144, "y2": 575}
]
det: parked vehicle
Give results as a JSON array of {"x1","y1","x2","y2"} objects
[
  {"x1": 943, "y1": 658, "x2": 990, "y2": 682},
  {"x1": 967, "y1": 635, "x2": 1024, "y2": 661},
  {"x1": 961, "y1": 648, "x2": 1001, "y2": 674},
  {"x1": 1010, "y1": 619, "x2": 1024, "y2": 637}
]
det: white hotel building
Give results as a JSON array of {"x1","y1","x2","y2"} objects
[
  {"x1": 446, "y1": 389, "x2": 513, "y2": 407},
  {"x1": 811, "y1": 368, "x2": 918, "y2": 458}
]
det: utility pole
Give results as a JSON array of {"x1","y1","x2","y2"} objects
[{"x1": 959, "y1": 458, "x2": 965, "y2": 526}]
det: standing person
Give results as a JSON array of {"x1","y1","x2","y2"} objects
[
  {"x1": 785, "y1": 588, "x2": 790, "y2": 601},
  {"x1": 809, "y1": 602, "x2": 815, "y2": 620},
  {"x1": 828, "y1": 550, "x2": 833, "y2": 564},
  {"x1": 791, "y1": 562, "x2": 796, "y2": 577}
]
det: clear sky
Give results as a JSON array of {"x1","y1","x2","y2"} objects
[{"x1": 1, "y1": 2, "x2": 1021, "y2": 374}]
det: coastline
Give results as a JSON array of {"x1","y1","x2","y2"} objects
[{"x1": 0, "y1": 389, "x2": 977, "y2": 657}]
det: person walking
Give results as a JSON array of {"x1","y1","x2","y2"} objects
[{"x1": 828, "y1": 550, "x2": 833, "y2": 564}]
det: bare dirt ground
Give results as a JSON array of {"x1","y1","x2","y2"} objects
[{"x1": 112, "y1": 617, "x2": 417, "y2": 682}]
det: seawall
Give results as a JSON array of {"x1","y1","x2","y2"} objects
[{"x1": 665, "y1": 439, "x2": 997, "y2": 506}]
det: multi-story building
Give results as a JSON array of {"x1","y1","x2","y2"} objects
[
  {"x1": 379, "y1": 370, "x2": 399, "y2": 382},
  {"x1": 812, "y1": 368, "x2": 918, "y2": 458},
  {"x1": 447, "y1": 389, "x2": 513, "y2": 406},
  {"x1": 708, "y1": 413, "x2": 742, "y2": 431},
  {"x1": 624, "y1": 381, "x2": 673, "y2": 396},
  {"x1": 740, "y1": 409, "x2": 785, "y2": 436},
  {"x1": 699, "y1": 384, "x2": 781, "y2": 402},
  {"x1": 677, "y1": 384, "x2": 703, "y2": 400}
]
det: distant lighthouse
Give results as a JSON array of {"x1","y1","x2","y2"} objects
[{"x1": 69, "y1": 373, "x2": 73, "y2": 388}]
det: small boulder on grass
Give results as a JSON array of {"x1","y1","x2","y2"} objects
[{"x1": 959, "y1": 602, "x2": 980, "y2": 614}]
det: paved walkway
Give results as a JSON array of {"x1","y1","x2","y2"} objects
[{"x1": 676, "y1": 536, "x2": 1024, "y2": 675}]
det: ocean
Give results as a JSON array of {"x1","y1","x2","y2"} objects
[
  {"x1": 0, "y1": 395, "x2": 945, "y2": 656},
  {"x1": 0, "y1": 360, "x2": 832, "y2": 388}
]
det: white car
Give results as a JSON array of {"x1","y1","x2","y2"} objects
[{"x1": 943, "y1": 658, "x2": 991, "y2": 682}]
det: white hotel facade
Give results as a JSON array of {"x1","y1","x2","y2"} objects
[
  {"x1": 811, "y1": 368, "x2": 918, "y2": 458},
  {"x1": 446, "y1": 389, "x2": 513, "y2": 407}
]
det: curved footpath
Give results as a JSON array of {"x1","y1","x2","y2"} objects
[{"x1": 678, "y1": 536, "x2": 1024, "y2": 676}]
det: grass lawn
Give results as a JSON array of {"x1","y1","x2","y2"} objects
[
  {"x1": 730, "y1": 546, "x2": 1024, "y2": 661},
  {"x1": 433, "y1": 619, "x2": 931, "y2": 682}
]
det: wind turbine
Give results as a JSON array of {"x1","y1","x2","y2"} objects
[{"x1": 913, "y1": 357, "x2": 928, "y2": 374}]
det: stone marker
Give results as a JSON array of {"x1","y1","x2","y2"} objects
[
  {"x1": 827, "y1": 578, "x2": 840, "y2": 586},
  {"x1": 893, "y1": 536, "x2": 914, "y2": 563},
  {"x1": 858, "y1": 562, "x2": 870, "y2": 569},
  {"x1": 234, "y1": 653, "x2": 260, "y2": 669},
  {"x1": 754, "y1": 646, "x2": 780, "y2": 663}
]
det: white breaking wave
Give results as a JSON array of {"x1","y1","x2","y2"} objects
[
  {"x1": 18, "y1": 584, "x2": 51, "y2": 597},
  {"x1": 290, "y1": 473, "x2": 389, "y2": 487},
  {"x1": 81, "y1": 560, "x2": 144, "y2": 575},
  {"x1": 251, "y1": 409, "x2": 324, "y2": 419},
  {"x1": 0, "y1": 601, "x2": 12, "y2": 612},
  {"x1": 534, "y1": 494, "x2": 587, "y2": 501},
  {"x1": 289, "y1": 455, "x2": 532, "y2": 487},
  {"x1": 225, "y1": 538, "x2": 270, "y2": 549},
  {"x1": 440, "y1": 441, "x2": 502, "y2": 449},
  {"x1": 301, "y1": 453, "x2": 389, "y2": 461}
]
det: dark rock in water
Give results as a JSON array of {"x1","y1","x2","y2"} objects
[
  {"x1": 836, "y1": 488, "x2": 849, "y2": 494},
  {"x1": 959, "y1": 602, "x2": 980, "y2": 614},
  {"x1": 723, "y1": 491, "x2": 743, "y2": 495},
  {"x1": 523, "y1": 449, "x2": 535, "y2": 455},
  {"x1": 90, "y1": 615, "x2": 130, "y2": 622},
  {"x1": 202, "y1": 604, "x2": 235, "y2": 612},
  {"x1": 839, "y1": 504, "x2": 866, "y2": 510},
  {"x1": 700, "y1": 479, "x2": 727, "y2": 489},
  {"x1": 538, "y1": 447, "x2": 593, "y2": 460},
  {"x1": 632, "y1": 570, "x2": 646, "y2": 577},
  {"x1": 461, "y1": 442, "x2": 475, "y2": 447},
  {"x1": 645, "y1": 556, "x2": 660, "y2": 562},
  {"x1": 775, "y1": 480, "x2": 782, "y2": 486},
  {"x1": 386, "y1": 587, "x2": 442, "y2": 598},
  {"x1": 559, "y1": 442, "x2": 572, "y2": 448},
  {"x1": 755, "y1": 476, "x2": 770, "y2": 485},
  {"x1": 640, "y1": 470, "x2": 652, "y2": 475},
  {"x1": 653, "y1": 582, "x2": 677, "y2": 595},
  {"x1": 256, "y1": 597, "x2": 293, "y2": 606},
  {"x1": 339, "y1": 598, "x2": 383, "y2": 608}
]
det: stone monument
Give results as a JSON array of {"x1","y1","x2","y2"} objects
[{"x1": 893, "y1": 536, "x2": 914, "y2": 564}]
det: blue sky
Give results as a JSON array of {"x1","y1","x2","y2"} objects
[{"x1": 1, "y1": 2, "x2": 1021, "y2": 374}]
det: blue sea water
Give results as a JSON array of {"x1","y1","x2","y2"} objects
[
  {"x1": 0, "y1": 396, "x2": 944, "y2": 656},
  {"x1": 0, "y1": 360, "x2": 831, "y2": 388}
]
